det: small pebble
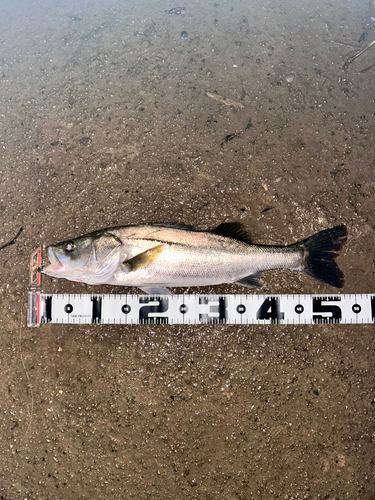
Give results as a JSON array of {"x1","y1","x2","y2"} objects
[
  {"x1": 79, "y1": 137, "x2": 92, "y2": 146},
  {"x1": 181, "y1": 31, "x2": 188, "y2": 39}
]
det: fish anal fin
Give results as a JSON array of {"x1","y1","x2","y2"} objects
[
  {"x1": 236, "y1": 274, "x2": 263, "y2": 288},
  {"x1": 122, "y1": 244, "x2": 164, "y2": 272},
  {"x1": 211, "y1": 222, "x2": 252, "y2": 244},
  {"x1": 139, "y1": 286, "x2": 171, "y2": 295}
]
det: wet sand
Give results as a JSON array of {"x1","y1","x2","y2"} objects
[{"x1": 0, "y1": 0, "x2": 374, "y2": 498}]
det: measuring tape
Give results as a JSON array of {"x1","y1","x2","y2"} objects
[
  {"x1": 27, "y1": 247, "x2": 375, "y2": 326},
  {"x1": 27, "y1": 291, "x2": 375, "y2": 326}
]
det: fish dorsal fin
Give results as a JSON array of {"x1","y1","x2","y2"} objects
[
  {"x1": 122, "y1": 244, "x2": 164, "y2": 272},
  {"x1": 211, "y1": 222, "x2": 252, "y2": 244},
  {"x1": 149, "y1": 222, "x2": 196, "y2": 231}
]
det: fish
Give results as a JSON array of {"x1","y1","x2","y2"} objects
[{"x1": 40, "y1": 222, "x2": 347, "y2": 294}]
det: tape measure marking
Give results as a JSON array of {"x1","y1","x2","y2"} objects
[{"x1": 27, "y1": 292, "x2": 375, "y2": 326}]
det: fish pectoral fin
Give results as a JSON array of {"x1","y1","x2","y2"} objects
[
  {"x1": 121, "y1": 244, "x2": 164, "y2": 272},
  {"x1": 236, "y1": 273, "x2": 263, "y2": 288},
  {"x1": 139, "y1": 286, "x2": 171, "y2": 295}
]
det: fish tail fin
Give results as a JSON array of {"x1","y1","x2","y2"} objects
[{"x1": 296, "y1": 225, "x2": 347, "y2": 288}]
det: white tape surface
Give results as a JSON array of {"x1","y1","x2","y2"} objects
[{"x1": 27, "y1": 292, "x2": 375, "y2": 326}]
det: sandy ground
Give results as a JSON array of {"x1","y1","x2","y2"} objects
[{"x1": 0, "y1": 0, "x2": 374, "y2": 498}]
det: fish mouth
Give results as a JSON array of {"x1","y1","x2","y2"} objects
[{"x1": 39, "y1": 246, "x2": 63, "y2": 274}]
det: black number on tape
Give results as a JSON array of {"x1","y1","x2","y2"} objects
[
  {"x1": 139, "y1": 297, "x2": 169, "y2": 324},
  {"x1": 91, "y1": 296, "x2": 102, "y2": 324},
  {"x1": 256, "y1": 297, "x2": 284, "y2": 323},
  {"x1": 199, "y1": 297, "x2": 227, "y2": 324},
  {"x1": 313, "y1": 297, "x2": 342, "y2": 324},
  {"x1": 41, "y1": 296, "x2": 52, "y2": 323}
]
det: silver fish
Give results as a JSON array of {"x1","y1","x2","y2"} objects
[{"x1": 40, "y1": 222, "x2": 347, "y2": 294}]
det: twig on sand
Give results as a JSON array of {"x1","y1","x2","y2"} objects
[
  {"x1": 343, "y1": 39, "x2": 375, "y2": 69},
  {"x1": 0, "y1": 227, "x2": 23, "y2": 250},
  {"x1": 205, "y1": 91, "x2": 244, "y2": 109}
]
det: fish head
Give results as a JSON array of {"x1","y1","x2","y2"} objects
[{"x1": 41, "y1": 231, "x2": 122, "y2": 284}]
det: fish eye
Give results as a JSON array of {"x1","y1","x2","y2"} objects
[{"x1": 65, "y1": 241, "x2": 75, "y2": 252}]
